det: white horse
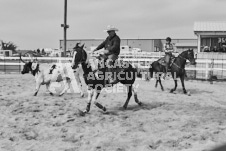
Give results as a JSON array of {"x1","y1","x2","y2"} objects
[{"x1": 70, "y1": 46, "x2": 100, "y2": 98}]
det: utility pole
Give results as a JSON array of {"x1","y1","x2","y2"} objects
[{"x1": 61, "y1": 0, "x2": 69, "y2": 57}]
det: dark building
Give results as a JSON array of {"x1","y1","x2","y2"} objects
[{"x1": 59, "y1": 38, "x2": 197, "y2": 53}]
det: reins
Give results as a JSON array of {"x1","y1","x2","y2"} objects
[{"x1": 172, "y1": 51, "x2": 188, "y2": 70}]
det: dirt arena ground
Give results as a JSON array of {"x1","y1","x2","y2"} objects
[{"x1": 0, "y1": 74, "x2": 226, "y2": 151}]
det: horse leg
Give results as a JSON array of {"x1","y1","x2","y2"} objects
[
  {"x1": 93, "y1": 89, "x2": 106, "y2": 112},
  {"x1": 158, "y1": 78, "x2": 164, "y2": 91},
  {"x1": 83, "y1": 88, "x2": 94, "y2": 113},
  {"x1": 46, "y1": 83, "x2": 53, "y2": 96},
  {"x1": 123, "y1": 84, "x2": 133, "y2": 109},
  {"x1": 75, "y1": 74, "x2": 84, "y2": 97},
  {"x1": 132, "y1": 85, "x2": 142, "y2": 106},
  {"x1": 170, "y1": 80, "x2": 177, "y2": 93},
  {"x1": 180, "y1": 75, "x2": 187, "y2": 94},
  {"x1": 154, "y1": 71, "x2": 158, "y2": 88},
  {"x1": 34, "y1": 83, "x2": 41, "y2": 96},
  {"x1": 59, "y1": 77, "x2": 71, "y2": 96},
  {"x1": 155, "y1": 79, "x2": 158, "y2": 88}
]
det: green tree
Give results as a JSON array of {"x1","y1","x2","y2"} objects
[{"x1": 1, "y1": 40, "x2": 17, "y2": 54}]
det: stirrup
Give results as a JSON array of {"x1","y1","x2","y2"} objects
[
  {"x1": 95, "y1": 71, "x2": 99, "y2": 79},
  {"x1": 108, "y1": 78, "x2": 118, "y2": 84}
]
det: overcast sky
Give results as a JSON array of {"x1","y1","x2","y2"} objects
[{"x1": 0, "y1": 0, "x2": 226, "y2": 50}]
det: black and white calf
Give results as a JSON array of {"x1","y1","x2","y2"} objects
[{"x1": 20, "y1": 55, "x2": 71, "y2": 96}]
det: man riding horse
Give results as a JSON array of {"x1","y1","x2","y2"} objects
[
  {"x1": 163, "y1": 37, "x2": 175, "y2": 79},
  {"x1": 92, "y1": 25, "x2": 120, "y2": 84}
]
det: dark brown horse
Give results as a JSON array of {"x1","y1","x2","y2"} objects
[
  {"x1": 149, "y1": 49, "x2": 196, "y2": 94},
  {"x1": 71, "y1": 43, "x2": 142, "y2": 114}
]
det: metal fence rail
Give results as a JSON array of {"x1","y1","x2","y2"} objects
[{"x1": 1, "y1": 52, "x2": 226, "y2": 81}]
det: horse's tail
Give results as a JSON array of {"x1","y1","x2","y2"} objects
[
  {"x1": 132, "y1": 63, "x2": 142, "y2": 78},
  {"x1": 137, "y1": 68, "x2": 142, "y2": 78},
  {"x1": 149, "y1": 63, "x2": 154, "y2": 78}
]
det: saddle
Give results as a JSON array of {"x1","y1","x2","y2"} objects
[
  {"x1": 157, "y1": 55, "x2": 175, "y2": 67},
  {"x1": 96, "y1": 54, "x2": 129, "y2": 72},
  {"x1": 95, "y1": 54, "x2": 130, "y2": 85}
]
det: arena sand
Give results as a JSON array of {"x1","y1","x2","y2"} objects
[{"x1": 0, "y1": 74, "x2": 226, "y2": 151}]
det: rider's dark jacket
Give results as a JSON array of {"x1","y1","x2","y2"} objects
[{"x1": 96, "y1": 34, "x2": 121, "y2": 56}]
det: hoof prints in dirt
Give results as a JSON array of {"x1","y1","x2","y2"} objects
[{"x1": 1, "y1": 74, "x2": 226, "y2": 151}]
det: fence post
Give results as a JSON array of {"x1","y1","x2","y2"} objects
[
  {"x1": 19, "y1": 56, "x2": 20, "y2": 73},
  {"x1": 193, "y1": 62, "x2": 196, "y2": 80},
  {"x1": 4, "y1": 56, "x2": 6, "y2": 74},
  {"x1": 194, "y1": 54, "x2": 197, "y2": 79},
  {"x1": 209, "y1": 59, "x2": 214, "y2": 84},
  {"x1": 205, "y1": 61, "x2": 209, "y2": 80}
]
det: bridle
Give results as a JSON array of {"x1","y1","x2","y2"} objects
[
  {"x1": 178, "y1": 49, "x2": 193, "y2": 61},
  {"x1": 172, "y1": 50, "x2": 194, "y2": 69},
  {"x1": 178, "y1": 55, "x2": 187, "y2": 61},
  {"x1": 72, "y1": 46, "x2": 87, "y2": 69}
]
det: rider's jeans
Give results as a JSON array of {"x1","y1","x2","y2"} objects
[
  {"x1": 165, "y1": 52, "x2": 172, "y2": 67},
  {"x1": 106, "y1": 54, "x2": 118, "y2": 80}
]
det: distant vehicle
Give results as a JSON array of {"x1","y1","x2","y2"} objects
[
  {"x1": 24, "y1": 51, "x2": 43, "y2": 57},
  {"x1": 121, "y1": 46, "x2": 130, "y2": 52},
  {"x1": 12, "y1": 53, "x2": 20, "y2": 57},
  {"x1": 89, "y1": 45, "x2": 142, "y2": 55},
  {"x1": 121, "y1": 46, "x2": 142, "y2": 53},
  {"x1": 131, "y1": 48, "x2": 142, "y2": 53},
  {"x1": 49, "y1": 50, "x2": 62, "y2": 57}
]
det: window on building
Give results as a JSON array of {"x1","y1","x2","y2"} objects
[
  {"x1": 154, "y1": 46, "x2": 159, "y2": 52},
  {"x1": 201, "y1": 37, "x2": 226, "y2": 52}
]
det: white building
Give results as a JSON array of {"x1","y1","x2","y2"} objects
[
  {"x1": 0, "y1": 50, "x2": 13, "y2": 56},
  {"x1": 194, "y1": 21, "x2": 226, "y2": 52}
]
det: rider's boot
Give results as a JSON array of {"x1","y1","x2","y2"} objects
[{"x1": 163, "y1": 65, "x2": 168, "y2": 79}]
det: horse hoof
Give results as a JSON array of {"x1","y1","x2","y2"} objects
[
  {"x1": 50, "y1": 93, "x2": 53, "y2": 96},
  {"x1": 170, "y1": 90, "x2": 174, "y2": 93},
  {"x1": 59, "y1": 93, "x2": 64, "y2": 97},
  {"x1": 123, "y1": 105, "x2": 127, "y2": 110},
  {"x1": 138, "y1": 102, "x2": 142, "y2": 106},
  {"x1": 161, "y1": 88, "x2": 164, "y2": 91},
  {"x1": 187, "y1": 91, "x2": 191, "y2": 96},
  {"x1": 77, "y1": 109, "x2": 85, "y2": 116},
  {"x1": 103, "y1": 107, "x2": 107, "y2": 112},
  {"x1": 82, "y1": 110, "x2": 88, "y2": 114}
]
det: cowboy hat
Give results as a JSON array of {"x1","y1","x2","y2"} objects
[{"x1": 104, "y1": 25, "x2": 119, "y2": 32}]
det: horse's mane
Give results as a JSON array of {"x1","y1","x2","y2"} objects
[
  {"x1": 178, "y1": 49, "x2": 190, "y2": 57},
  {"x1": 78, "y1": 46, "x2": 98, "y2": 71},
  {"x1": 82, "y1": 48, "x2": 90, "y2": 64}
]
